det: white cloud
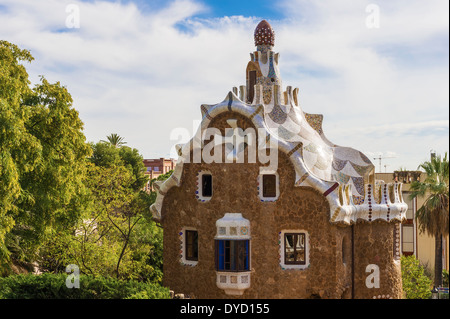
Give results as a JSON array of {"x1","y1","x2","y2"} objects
[{"x1": 0, "y1": 0, "x2": 448, "y2": 171}]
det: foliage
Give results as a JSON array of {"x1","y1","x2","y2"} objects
[
  {"x1": 126, "y1": 218, "x2": 163, "y2": 283},
  {"x1": 101, "y1": 133, "x2": 127, "y2": 148},
  {"x1": 1, "y1": 40, "x2": 37, "y2": 265},
  {"x1": 89, "y1": 142, "x2": 148, "y2": 191},
  {"x1": 78, "y1": 163, "x2": 144, "y2": 278},
  {"x1": 409, "y1": 152, "x2": 449, "y2": 287},
  {"x1": 37, "y1": 142, "x2": 164, "y2": 282},
  {"x1": 410, "y1": 152, "x2": 449, "y2": 237},
  {"x1": 1, "y1": 41, "x2": 166, "y2": 295},
  {"x1": 1, "y1": 40, "x2": 91, "y2": 268},
  {"x1": 0, "y1": 273, "x2": 170, "y2": 299},
  {"x1": 401, "y1": 255, "x2": 432, "y2": 299}
]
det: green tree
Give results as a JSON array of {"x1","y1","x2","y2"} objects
[
  {"x1": 401, "y1": 255, "x2": 432, "y2": 299},
  {"x1": 89, "y1": 142, "x2": 148, "y2": 191},
  {"x1": 38, "y1": 142, "x2": 164, "y2": 282},
  {"x1": 80, "y1": 163, "x2": 138, "y2": 277},
  {"x1": 1, "y1": 40, "x2": 39, "y2": 265},
  {"x1": 68, "y1": 142, "x2": 156, "y2": 279},
  {"x1": 409, "y1": 152, "x2": 449, "y2": 287},
  {"x1": 86, "y1": 143, "x2": 150, "y2": 278},
  {"x1": 0, "y1": 41, "x2": 91, "y2": 270},
  {"x1": 101, "y1": 133, "x2": 126, "y2": 148}
]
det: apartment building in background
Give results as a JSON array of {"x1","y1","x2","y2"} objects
[{"x1": 143, "y1": 158, "x2": 176, "y2": 192}]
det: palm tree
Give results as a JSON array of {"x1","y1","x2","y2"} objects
[
  {"x1": 409, "y1": 152, "x2": 449, "y2": 287},
  {"x1": 101, "y1": 133, "x2": 126, "y2": 148}
]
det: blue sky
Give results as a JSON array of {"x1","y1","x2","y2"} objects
[
  {"x1": 88, "y1": 0, "x2": 287, "y2": 19},
  {"x1": 191, "y1": 0, "x2": 286, "y2": 20},
  {"x1": 0, "y1": 0, "x2": 448, "y2": 172}
]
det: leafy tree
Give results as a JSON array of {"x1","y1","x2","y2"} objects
[
  {"x1": 409, "y1": 152, "x2": 449, "y2": 287},
  {"x1": 101, "y1": 133, "x2": 126, "y2": 148},
  {"x1": 1, "y1": 40, "x2": 38, "y2": 265},
  {"x1": 88, "y1": 142, "x2": 122, "y2": 168},
  {"x1": 63, "y1": 142, "x2": 158, "y2": 280},
  {"x1": 76, "y1": 163, "x2": 138, "y2": 277},
  {"x1": 118, "y1": 146, "x2": 149, "y2": 191},
  {"x1": 1, "y1": 41, "x2": 165, "y2": 286},
  {"x1": 89, "y1": 142, "x2": 148, "y2": 191},
  {"x1": 37, "y1": 142, "x2": 165, "y2": 282},
  {"x1": 0, "y1": 41, "x2": 91, "y2": 270},
  {"x1": 85, "y1": 144, "x2": 151, "y2": 278},
  {"x1": 401, "y1": 255, "x2": 432, "y2": 299}
]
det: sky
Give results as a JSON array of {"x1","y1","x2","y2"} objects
[{"x1": 0, "y1": 0, "x2": 448, "y2": 173}]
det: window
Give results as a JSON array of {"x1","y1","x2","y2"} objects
[
  {"x1": 185, "y1": 230, "x2": 198, "y2": 261},
  {"x1": 202, "y1": 174, "x2": 212, "y2": 197},
  {"x1": 401, "y1": 225, "x2": 414, "y2": 256},
  {"x1": 215, "y1": 240, "x2": 250, "y2": 272},
  {"x1": 196, "y1": 171, "x2": 213, "y2": 202},
  {"x1": 405, "y1": 195, "x2": 415, "y2": 220},
  {"x1": 401, "y1": 192, "x2": 416, "y2": 256},
  {"x1": 180, "y1": 228, "x2": 198, "y2": 266},
  {"x1": 215, "y1": 213, "x2": 251, "y2": 295},
  {"x1": 258, "y1": 170, "x2": 279, "y2": 201},
  {"x1": 284, "y1": 233, "x2": 306, "y2": 265},
  {"x1": 262, "y1": 174, "x2": 277, "y2": 197},
  {"x1": 279, "y1": 230, "x2": 309, "y2": 270}
]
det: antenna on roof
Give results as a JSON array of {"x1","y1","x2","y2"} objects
[{"x1": 373, "y1": 155, "x2": 396, "y2": 173}]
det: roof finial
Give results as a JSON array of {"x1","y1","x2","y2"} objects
[{"x1": 254, "y1": 20, "x2": 275, "y2": 47}]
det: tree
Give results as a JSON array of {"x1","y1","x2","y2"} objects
[
  {"x1": 72, "y1": 142, "x2": 152, "y2": 278},
  {"x1": 82, "y1": 163, "x2": 140, "y2": 278},
  {"x1": 1, "y1": 41, "x2": 91, "y2": 269},
  {"x1": 89, "y1": 142, "x2": 148, "y2": 191},
  {"x1": 1, "y1": 40, "x2": 38, "y2": 265},
  {"x1": 38, "y1": 141, "x2": 164, "y2": 281},
  {"x1": 409, "y1": 152, "x2": 449, "y2": 287},
  {"x1": 401, "y1": 255, "x2": 432, "y2": 299},
  {"x1": 87, "y1": 143, "x2": 149, "y2": 278},
  {"x1": 101, "y1": 133, "x2": 126, "y2": 148}
]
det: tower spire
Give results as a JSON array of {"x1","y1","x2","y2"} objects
[
  {"x1": 254, "y1": 19, "x2": 275, "y2": 48},
  {"x1": 246, "y1": 20, "x2": 281, "y2": 105}
]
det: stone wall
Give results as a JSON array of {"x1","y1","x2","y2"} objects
[{"x1": 353, "y1": 221, "x2": 403, "y2": 299}]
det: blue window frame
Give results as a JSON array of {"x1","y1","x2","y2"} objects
[{"x1": 215, "y1": 240, "x2": 250, "y2": 272}]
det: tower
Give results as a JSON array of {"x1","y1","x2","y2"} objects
[{"x1": 246, "y1": 20, "x2": 282, "y2": 105}]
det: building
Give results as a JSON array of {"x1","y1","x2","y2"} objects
[
  {"x1": 143, "y1": 158, "x2": 176, "y2": 192},
  {"x1": 376, "y1": 171, "x2": 449, "y2": 274},
  {"x1": 150, "y1": 20, "x2": 408, "y2": 299}
]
